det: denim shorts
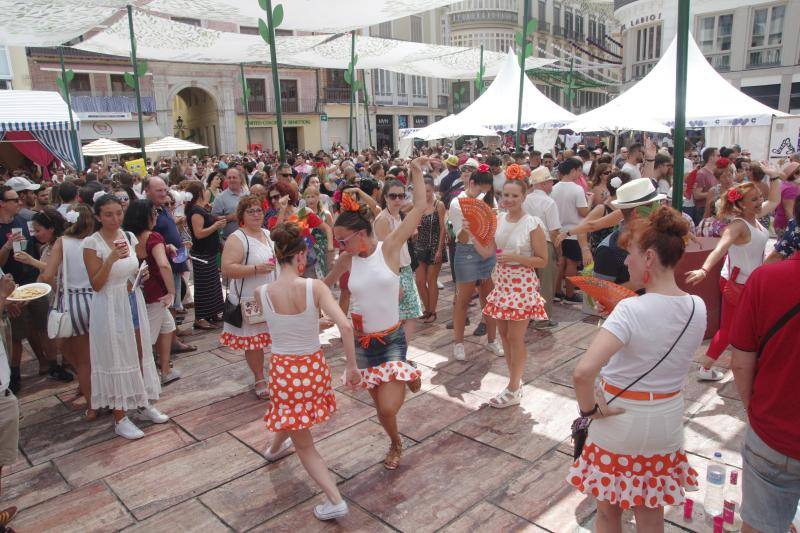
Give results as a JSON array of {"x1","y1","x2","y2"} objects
[
  {"x1": 355, "y1": 325, "x2": 407, "y2": 369},
  {"x1": 741, "y1": 426, "x2": 800, "y2": 533},
  {"x1": 453, "y1": 243, "x2": 495, "y2": 283},
  {"x1": 129, "y1": 292, "x2": 140, "y2": 330}
]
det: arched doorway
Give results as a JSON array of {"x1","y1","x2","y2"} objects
[{"x1": 172, "y1": 87, "x2": 219, "y2": 154}]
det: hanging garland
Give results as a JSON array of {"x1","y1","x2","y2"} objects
[
  {"x1": 586, "y1": 37, "x2": 622, "y2": 60},
  {"x1": 570, "y1": 40, "x2": 622, "y2": 64}
]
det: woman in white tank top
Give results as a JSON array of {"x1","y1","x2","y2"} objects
[
  {"x1": 686, "y1": 168, "x2": 789, "y2": 379},
  {"x1": 256, "y1": 221, "x2": 359, "y2": 522},
  {"x1": 325, "y1": 156, "x2": 428, "y2": 470}
]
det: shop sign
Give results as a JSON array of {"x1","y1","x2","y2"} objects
[
  {"x1": 413, "y1": 116, "x2": 429, "y2": 128},
  {"x1": 92, "y1": 122, "x2": 113, "y2": 136},
  {"x1": 320, "y1": 113, "x2": 328, "y2": 122},
  {"x1": 398, "y1": 115, "x2": 409, "y2": 129},
  {"x1": 620, "y1": 12, "x2": 662, "y2": 31},
  {"x1": 376, "y1": 115, "x2": 392, "y2": 127},
  {"x1": 247, "y1": 119, "x2": 312, "y2": 127}
]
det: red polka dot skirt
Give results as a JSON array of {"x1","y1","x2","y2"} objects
[
  {"x1": 567, "y1": 442, "x2": 699, "y2": 509},
  {"x1": 483, "y1": 263, "x2": 548, "y2": 321},
  {"x1": 358, "y1": 361, "x2": 422, "y2": 390},
  {"x1": 264, "y1": 350, "x2": 336, "y2": 432},
  {"x1": 219, "y1": 331, "x2": 271, "y2": 352}
]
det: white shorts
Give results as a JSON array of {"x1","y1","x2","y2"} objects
[{"x1": 146, "y1": 301, "x2": 176, "y2": 337}]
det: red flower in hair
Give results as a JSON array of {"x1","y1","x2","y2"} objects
[
  {"x1": 727, "y1": 188, "x2": 744, "y2": 202},
  {"x1": 505, "y1": 164, "x2": 525, "y2": 181},
  {"x1": 477, "y1": 163, "x2": 490, "y2": 173}
]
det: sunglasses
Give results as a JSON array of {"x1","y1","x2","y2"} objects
[
  {"x1": 245, "y1": 208, "x2": 264, "y2": 215},
  {"x1": 386, "y1": 193, "x2": 405, "y2": 201},
  {"x1": 334, "y1": 231, "x2": 359, "y2": 248}
]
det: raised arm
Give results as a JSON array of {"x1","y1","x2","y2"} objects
[
  {"x1": 382, "y1": 156, "x2": 428, "y2": 252},
  {"x1": 685, "y1": 220, "x2": 746, "y2": 284},
  {"x1": 84, "y1": 245, "x2": 121, "y2": 292},
  {"x1": 566, "y1": 205, "x2": 623, "y2": 237},
  {"x1": 759, "y1": 162, "x2": 787, "y2": 216}
]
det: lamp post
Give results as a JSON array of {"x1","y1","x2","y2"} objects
[{"x1": 672, "y1": 0, "x2": 691, "y2": 211}]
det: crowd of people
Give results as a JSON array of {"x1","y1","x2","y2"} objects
[{"x1": 0, "y1": 137, "x2": 798, "y2": 530}]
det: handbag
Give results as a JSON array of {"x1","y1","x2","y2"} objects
[
  {"x1": 48, "y1": 240, "x2": 74, "y2": 339},
  {"x1": 571, "y1": 298, "x2": 696, "y2": 460},
  {"x1": 239, "y1": 230, "x2": 278, "y2": 325},
  {"x1": 223, "y1": 230, "x2": 249, "y2": 328},
  {"x1": 722, "y1": 265, "x2": 744, "y2": 306}
]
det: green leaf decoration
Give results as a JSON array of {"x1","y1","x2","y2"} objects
[
  {"x1": 514, "y1": 31, "x2": 523, "y2": 46},
  {"x1": 272, "y1": 4, "x2": 284, "y2": 27},
  {"x1": 136, "y1": 60, "x2": 148, "y2": 77},
  {"x1": 244, "y1": 86, "x2": 251, "y2": 99},
  {"x1": 240, "y1": 95, "x2": 247, "y2": 108},
  {"x1": 343, "y1": 69, "x2": 352, "y2": 85},
  {"x1": 55, "y1": 78, "x2": 66, "y2": 96},
  {"x1": 65, "y1": 69, "x2": 75, "y2": 83},
  {"x1": 354, "y1": 79, "x2": 364, "y2": 92},
  {"x1": 123, "y1": 72, "x2": 136, "y2": 89},
  {"x1": 527, "y1": 18, "x2": 538, "y2": 34},
  {"x1": 257, "y1": 0, "x2": 268, "y2": 10},
  {"x1": 524, "y1": 43, "x2": 533, "y2": 58},
  {"x1": 352, "y1": 53, "x2": 358, "y2": 67},
  {"x1": 258, "y1": 18, "x2": 272, "y2": 44}
]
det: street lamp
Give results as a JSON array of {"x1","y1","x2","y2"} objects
[{"x1": 174, "y1": 115, "x2": 185, "y2": 138}]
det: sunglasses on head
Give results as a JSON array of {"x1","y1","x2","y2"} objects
[{"x1": 335, "y1": 231, "x2": 359, "y2": 247}]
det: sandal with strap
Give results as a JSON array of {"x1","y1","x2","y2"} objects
[
  {"x1": 489, "y1": 388, "x2": 522, "y2": 409},
  {"x1": 383, "y1": 442, "x2": 402, "y2": 470},
  {"x1": 254, "y1": 379, "x2": 269, "y2": 400},
  {"x1": 423, "y1": 311, "x2": 437, "y2": 324}
]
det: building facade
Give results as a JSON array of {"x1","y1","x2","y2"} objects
[{"x1": 615, "y1": 0, "x2": 800, "y2": 113}]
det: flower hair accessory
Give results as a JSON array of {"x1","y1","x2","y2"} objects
[
  {"x1": 92, "y1": 190, "x2": 107, "y2": 203},
  {"x1": 477, "y1": 163, "x2": 490, "y2": 173},
  {"x1": 340, "y1": 192, "x2": 361, "y2": 212},
  {"x1": 505, "y1": 164, "x2": 525, "y2": 181},
  {"x1": 727, "y1": 188, "x2": 744, "y2": 203},
  {"x1": 64, "y1": 210, "x2": 80, "y2": 224}
]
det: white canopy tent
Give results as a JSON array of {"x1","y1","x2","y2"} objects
[
  {"x1": 71, "y1": 10, "x2": 555, "y2": 78},
  {"x1": 82, "y1": 137, "x2": 140, "y2": 156},
  {"x1": 401, "y1": 114, "x2": 498, "y2": 141},
  {"x1": 145, "y1": 136, "x2": 206, "y2": 153},
  {"x1": 560, "y1": 36, "x2": 792, "y2": 159}
]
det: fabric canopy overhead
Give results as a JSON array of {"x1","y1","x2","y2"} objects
[
  {"x1": 0, "y1": 0, "x2": 464, "y2": 47},
  {"x1": 455, "y1": 49, "x2": 576, "y2": 132},
  {"x1": 73, "y1": 10, "x2": 555, "y2": 78},
  {"x1": 560, "y1": 36, "x2": 791, "y2": 133},
  {"x1": 401, "y1": 114, "x2": 498, "y2": 141},
  {"x1": 145, "y1": 136, "x2": 206, "y2": 153},
  {"x1": 81, "y1": 138, "x2": 140, "y2": 156}
]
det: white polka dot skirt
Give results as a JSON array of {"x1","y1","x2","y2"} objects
[{"x1": 264, "y1": 350, "x2": 336, "y2": 432}]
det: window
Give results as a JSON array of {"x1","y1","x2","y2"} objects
[
  {"x1": 69, "y1": 73, "x2": 92, "y2": 94},
  {"x1": 396, "y1": 73, "x2": 407, "y2": 96},
  {"x1": 374, "y1": 69, "x2": 392, "y2": 96},
  {"x1": 564, "y1": 10, "x2": 573, "y2": 37},
  {"x1": 553, "y1": 5, "x2": 560, "y2": 32},
  {"x1": 588, "y1": 18, "x2": 597, "y2": 41},
  {"x1": 411, "y1": 15, "x2": 423, "y2": 43},
  {"x1": 740, "y1": 84, "x2": 780, "y2": 109},
  {"x1": 749, "y1": 5, "x2": 784, "y2": 67},
  {"x1": 411, "y1": 76, "x2": 427, "y2": 98},
  {"x1": 598, "y1": 22, "x2": 606, "y2": 43},
  {"x1": 697, "y1": 13, "x2": 732, "y2": 70},
  {"x1": 246, "y1": 78, "x2": 266, "y2": 103},
  {"x1": 109, "y1": 74, "x2": 133, "y2": 95},
  {"x1": 240, "y1": 25, "x2": 258, "y2": 35},
  {"x1": 789, "y1": 82, "x2": 800, "y2": 115},
  {"x1": 632, "y1": 23, "x2": 662, "y2": 80},
  {"x1": 376, "y1": 21, "x2": 392, "y2": 38},
  {"x1": 538, "y1": 1, "x2": 546, "y2": 28},
  {"x1": 171, "y1": 17, "x2": 201, "y2": 26},
  {"x1": 0, "y1": 46, "x2": 11, "y2": 88},
  {"x1": 280, "y1": 79, "x2": 298, "y2": 112},
  {"x1": 576, "y1": 14, "x2": 584, "y2": 39}
]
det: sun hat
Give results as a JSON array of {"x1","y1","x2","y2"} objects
[
  {"x1": 610, "y1": 178, "x2": 666, "y2": 209},
  {"x1": 445, "y1": 155, "x2": 459, "y2": 167},
  {"x1": 6, "y1": 176, "x2": 41, "y2": 192},
  {"x1": 530, "y1": 166, "x2": 555, "y2": 185}
]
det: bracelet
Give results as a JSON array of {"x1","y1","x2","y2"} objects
[
  {"x1": 579, "y1": 403, "x2": 599, "y2": 417},
  {"x1": 700, "y1": 267, "x2": 708, "y2": 274}
]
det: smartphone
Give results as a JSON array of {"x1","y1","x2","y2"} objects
[{"x1": 11, "y1": 228, "x2": 23, "y2": 253}]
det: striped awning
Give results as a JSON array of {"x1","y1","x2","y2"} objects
[{"x1": 0, "y1": 90, "x2": 81, "y2": 132}]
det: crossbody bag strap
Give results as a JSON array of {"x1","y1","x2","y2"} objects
[
  {"x1": 60, "y1": 238, "x2": 69, "y2": 310},
  {"x1": 757, "y1": 301, "x2": 800, "y2": 359},
  {"x1": 236, "y1": 229, "x2": 249, "y2": 300},
  {"x1": 607, "y1": 297, "x2": 696, "y2": 406}
]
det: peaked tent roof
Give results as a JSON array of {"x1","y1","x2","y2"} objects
[
  {"x1": 456, "y1": 49, "x2": 576, "y2": 132},
  {"x1": 0, "y1": 90, "x2": 81, "y2": 132},
  {"x1": 401, "y1": 114, "x2": 499, "y2": 141},
  {"x1": 82, "y1": 138, "x2": 140, "y2": 156},
  {"x1": 560, "y1": 36, "x2": 791, "y2": 133}
]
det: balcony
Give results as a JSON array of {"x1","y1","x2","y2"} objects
[
  {"x1": 449, "y1": 9, "x2": 517, "y2": 27},
  {"x1": 322, "y1": 87, "x2": 351, "y2": 103},
  {"x1": 397, "y1": 93, "x2": 409, "y2": 106},
  {"x1": 437, "y1": 94, "x2": 449, "y2": 110},
  {"x1": 412, "y1": 94, "x2": 428, "y2": 106},
  {"x1": 537, "y1": 21, "x2": 551, "y2": 34},
  {"x1": 70, "y1": 91, "x2": 157, "y2": 114},
  {"x1": 628, "y1": 60, "x2": 658, "y2": 82},
  {"x1": 704, "y1": 53, "x2": 731, "y2": 72},
  {"x1": 748, "y1": 47, "x2": 781, "y2": 68},
  {"x1": 241, "y1": 97, "x2": 318, "y2": 114}
]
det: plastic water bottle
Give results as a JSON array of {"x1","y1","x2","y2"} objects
[
  {"x1": 704, "y1": 452, "x2": 727, "y2": 519},
  {"x1": 723, "y1": 471, "x2": 742, "y2": 528}
]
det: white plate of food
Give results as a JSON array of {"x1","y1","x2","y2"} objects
[{"x1": 8, "y1": 282, "x2": 52, "y2": 302}]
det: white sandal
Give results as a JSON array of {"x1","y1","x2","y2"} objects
[
  {"x1": 254, "y1": 379, "x2": 269, "y2": 400},
  {"x1": 489, "y1": 388, "x2": 522, "y2": 409}
]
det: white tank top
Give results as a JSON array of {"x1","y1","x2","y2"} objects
[
  {"x1": 349, "y1": 241, "x2": 400, "y2": 333},
  {"x1": 259, "y1": 278, "x2": 320, "y2": 355},
  {"x1": 722, "y1": 218, "x2": 769, "y2": 284},
  {"x1": 61, "y1": 236, "x2": 93, "y2": 290},
  {"x1": 377, "y1": 210, "x2": 410, "y2": 267}
]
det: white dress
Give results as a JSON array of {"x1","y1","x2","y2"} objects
[
  {"x1": 82, "y1": 231, "x2": 160, "y2": 411},
  {"x1": 219, "y1": 229, "x2": 276, "y2": 351}
]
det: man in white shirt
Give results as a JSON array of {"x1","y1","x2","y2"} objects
[
  {"x1": 550, "y1": 159, "x2": 589, "y2": 304},
  {"x1": 524, "y1": 167, "x2": 561, "y2": 328},
  {"x1": 487, "y1": 155, "x2": 505, "y2": 194},
  {"x1": 0, "y1": 274, "x2": 20, "y2": 530},
  {"x1": 621, "y1": 143, "x2": 644, "y2": 180}
]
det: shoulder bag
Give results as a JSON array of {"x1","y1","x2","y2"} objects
[
  {"x1": 571, "y1": 298, "x2": 696, "y2": 460},
  {"x1": 223, "y1": 230, "x2": 249, "y2": 328},
  {"x1": 48, "y1": 239, "x2": 74, "y2": 339},
  {"x1": 240, "y1": 229, "x2": 275, "y2": 326},
  {"x1": 757, "y1": 300, "x2": 800, "y2": 359}
]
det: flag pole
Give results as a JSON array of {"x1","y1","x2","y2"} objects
[
  {"x1": 58, "y1": 47, "x2": 82, "y2": 171},
  {"x1": 127, "y1": 4, "x2": 146, "y2": 161},
  {"x1": 672, "y1": 0, "x2": 690, "y2": 210}
]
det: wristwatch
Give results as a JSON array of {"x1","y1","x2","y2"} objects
[{"x1": 580, "y1": 403, "x2": 599, "y2": 417}]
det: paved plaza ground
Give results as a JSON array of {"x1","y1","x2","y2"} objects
[{"x1": 1, "y1": 279, "x2": 743, "y2": 532}]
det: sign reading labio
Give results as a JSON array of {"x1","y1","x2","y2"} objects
[
  {"x1": 620, "y1": 12, "x2": 662, "y2": 31},
  {"x1": 247, "y1": 119, "x2": 312, "y2": 127}
]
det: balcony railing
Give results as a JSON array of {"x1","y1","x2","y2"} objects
[
  {"x1": 437, "y1": 94, "x2": 449, "y2": 109},
  {"x1": 71, "y1": 94, "x2": 157, "y2": 114},
  {"x1": 412, "y1": 94, "x2": 428, "y2": 106},
  {"x1": 747, "y1": 47, "x2": 781, "y2": 68},
  {"x1": 322, "y1": 87, "x2": 351, "y2": 103},
  {"x1": 397, "y1": 93, "x2": 409, "y2": 106},
  {"x1": 628, "y1": 60, "x2": 658, "y2": 82},
  {"x1": 704, "y1": 53, "x2": 731, "y2": 72},
  {"x1": 537, "y1": 21, "x2": 551, "y2": 34},
  {"x1": 448, "y1": 9, "x2": 517, "y2": 26},
  {"x1": 241, "y1": 97, "x2": 318, "y2": 114}
]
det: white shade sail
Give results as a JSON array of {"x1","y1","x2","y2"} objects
[
  {"x1": 145, "y1": 136, "x2": 207, "y2": 153},
  {"x1": 82, "y1": 137, "x2": 140, "y2": 156},
  {"x1": 0, "y1": 0, "x2": 464, "y2": 47},
  {"x1": 401, "y1": 114, "x2": 498, "y2": 141},
  {"x1": 72, "y1": 10, "x2": 556, "y2": 78},
  {"x1": 560, "y1": 35, "x2": 791, "y2": 133},
  {"x1": 455, "y1": 49, "x2": 576, "y2": 132}
]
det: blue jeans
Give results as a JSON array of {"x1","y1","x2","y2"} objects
[
  {"x1": 355, "y1": 325, "x2": 407, "y2": 369},
  {"x1": 453, "y1": 243, "x2": 495, "y2": 283}
]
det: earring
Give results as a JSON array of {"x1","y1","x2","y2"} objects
[
  {"x1": 358, "y1": 238, "x2": 369, "y2": 255},
  {"x1": 643, "y1": 270, "x2": 651, "y2": 284}
]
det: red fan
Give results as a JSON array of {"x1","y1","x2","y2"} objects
[
  {"x1": 567, "y1": 276, "x2": 637, "y2": 313},
  {"x1": 458, "y1": 197, "x2": 496, "y2": 247}
]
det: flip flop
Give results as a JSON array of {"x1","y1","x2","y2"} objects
[
  {"x1": 193, "y1": 320, "x2": 216, "y2": 330},
  {"x1": 171, "y1": 343, "x2": 196, "y2": 354}
]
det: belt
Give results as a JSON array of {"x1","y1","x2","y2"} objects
[
  {"x1": 602, "y1": 381, "x2": 680, "y2": 401},
  {"x1": 356, "y1": 322, "x2": 401, "y2": 349}
]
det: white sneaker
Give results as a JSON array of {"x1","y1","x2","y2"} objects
[
  {"x1": 453, "y1": 343, "x2": 466, "y2": 361},
  {"x1": 487, "y1": 340, "x2": 504, "y2": 357},
  {"x1": 489, "y1": 387, "x2": 522, "y2": 408},
  {"x1": 264, "y1": 438, "x2": 293, "y2": 462},
  {"x1": 137, "y1": 405, "x2": 169, "y2": 424},
  {"x1": 161, "y1": 369, "x2": 182, "y2": 385},
  {"x1": 313, "y1": 499, "x2": 349, "y2": 521},
  {"x1": 437, "y1": 280, "x2": 445, "y2": 289},
  {"x1": 115, "y1": 416, "x2": 145, "y2": 440},
  {"x1": 697, "y1": 366, "x2": 725, "y2": 381}
]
